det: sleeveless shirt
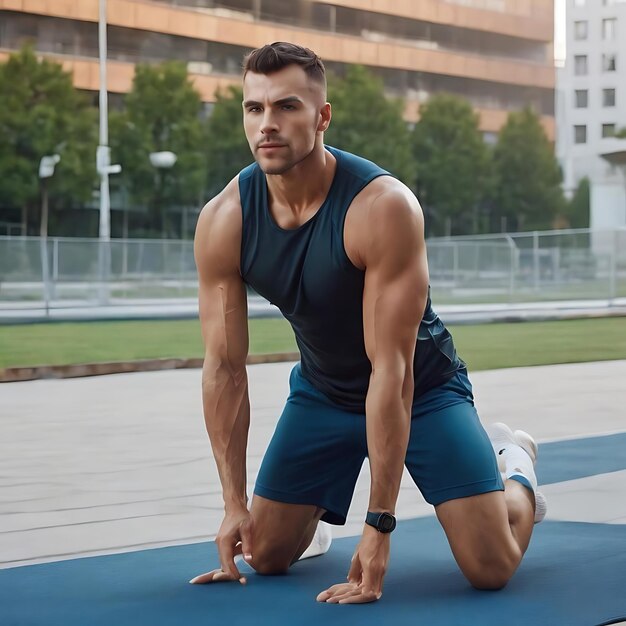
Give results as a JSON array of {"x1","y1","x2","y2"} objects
[{"x1": 238, "y1": 146, "x2": 464, "y2": 413}]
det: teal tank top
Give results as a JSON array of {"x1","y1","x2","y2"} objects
[{"x1": 239, "y1": 146, "x2": 464, "y2": 413}]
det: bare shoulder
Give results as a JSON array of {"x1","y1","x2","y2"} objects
[
  {"x1": 364, "y1": 176, "x2": 422, "y2": 222},
  {"x1": 194, "y1": 176, "x2": 242, "y2": 274},
  {"x1": 345, "y1": 176, "x2": 424, "y2": 268}
]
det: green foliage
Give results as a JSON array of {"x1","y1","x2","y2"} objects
[
  {"x1": 564, "y1": 177, "x2": 590, "y2": 229},
  {"x1": 109, "y1": 61, "x2": 206, "y2": 237},
  {"x1": 0, "y1": 45, "x2": 97, "y2": 234},
  {"x1": 615, "y1": 127, "x2": 626, "y2": 139},
  {"x1": 325, "y1": 66, "x2": 413, "y2": 184},
  {"x1": 204, "y1": 85, "x2": 252, "y2": 198},
  {"x1": 410, "y1": 93, "x2": 489, "y2": 235},
  {"x1": 491, "y1": 107, "x2": 565, "y2": 231}
]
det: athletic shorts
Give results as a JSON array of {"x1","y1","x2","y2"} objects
[{"x1": 254, "y1": 363, "x2": 504, "y2": 524}]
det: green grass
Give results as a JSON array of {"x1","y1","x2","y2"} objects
[{"x1": 0, "y1": 317, "x2": 625, "y2": 371}]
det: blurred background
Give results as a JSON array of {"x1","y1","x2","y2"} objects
[{"x1": 0, "y1": 0, "x2": 625, "y2": 354}]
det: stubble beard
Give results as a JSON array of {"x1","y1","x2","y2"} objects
[{"x1": 257, "y1": 144, "x2": 314, "y2": 176}]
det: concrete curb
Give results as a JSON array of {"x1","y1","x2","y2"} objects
[{"x1": 0, "y1": 352, "x2": 300, "y2": 383}]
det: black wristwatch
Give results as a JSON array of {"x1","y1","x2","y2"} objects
[{"x1": 365, "y1": 511, "x2": 396, "y2": 534}]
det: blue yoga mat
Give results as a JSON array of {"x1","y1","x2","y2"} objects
[
  {"x1": 2, "y1": 517, "x2": 625, "y2": 626},
  {"x1": 537, "y1": 432, "x2": 626, "y2": 485}
]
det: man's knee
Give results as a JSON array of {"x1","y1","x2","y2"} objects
[
  {"x1": 248, "y1": 540, "x2": 292, "y2": 575},
  {"x1": 463, "y1": 553, "x2": 518, "y2": 590}
]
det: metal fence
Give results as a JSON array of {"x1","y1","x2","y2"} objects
[
  {"x1": 427, "y1": 228, "x2": 626, "y2": 304},
  {"x1": 0, "y1": 228, "x2": 625, "y2": 314}
]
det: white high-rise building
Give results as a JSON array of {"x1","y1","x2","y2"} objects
[{"x1": 557, "y1": 0, "x2": 626, "y2": 229}]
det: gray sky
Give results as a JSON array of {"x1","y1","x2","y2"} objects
[{"x1": 555, "y1": 0, "x2": 566, "y2": 64}]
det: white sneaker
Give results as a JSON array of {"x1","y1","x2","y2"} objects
[
  {"x1": 488, "y1": 422, "x2": 547, "y2": 524},
  {"x1": 299, "y1": 521, "x2": 332, "y2": 560}
]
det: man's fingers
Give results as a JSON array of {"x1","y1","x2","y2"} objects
[
  {"x1": 347, "y1": 551, "x2": 362, "y2": 584},
  {"x1": 240, "y1": 518, "x2": 254, "y2": 563},
  {"x1": 338, "y1": 589, "x2": 382, "y2": 604},
  {"x1": 316, "y1": 582, "x2": 354, "y2": 602},
  {"x1": 189, "y1": 569, "x2": 241, "y2": 584},
  {"x1": 217, "y1": 539, "x2": 245, "y2": 583},
  {"x1": 316, "y1": 581, "x2": 382, "y2": 604}
]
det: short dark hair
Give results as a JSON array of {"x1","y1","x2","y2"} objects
[{"x1": 243, "y1": 42, "x2": 326, "y2": 88}]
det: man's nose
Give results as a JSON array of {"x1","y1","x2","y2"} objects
[{"x1": 260, "y1": 110, "x2": 279, "y2": 135}]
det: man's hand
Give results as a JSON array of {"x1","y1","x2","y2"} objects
[
  {"x1": 189, "y1": 508, "x2": 253, "y2": 585},
  {"x1": 316, "y1": 525, "x2": 390, "y2": 604}
]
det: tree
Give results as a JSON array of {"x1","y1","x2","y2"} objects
[
  {"x1": 325, "y1": 65, "x2": 413, "y2": 184},
  {"x1": 491, "y1": 107, "x2": 565, "y2": 232},
  {"x1": 0, "y1": 45, "x2": 97, "y2": 235},
  {"x1": 204, "y1": 85, "x2": 252, "y2": 198},
  {"x1": 109, "y1": 61, "x2": 206, "y2": 237},
  {"x1": 564, "y1": 177, "x2": 590, "y2": 229},
  {"x1": 410, "y1": 93, "x2": 489, "y2": 236}
]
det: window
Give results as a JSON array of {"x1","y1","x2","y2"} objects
[
  {"x1": 575, "y1": 55, "x2": 588, "y2": 75},
  {"x1": 603, "y1": 88, "x2": 616, "y2": 106},
  {"x1": 575, "y1": 90, "x2": 588, "y2": 108},
  {"x1": 574, "y1": 21, "x2": 588, "y2": 40},
  {"x1": 602, "y1": 123, "x2": 616, "y2": 138},
  {"x1": 574, "y1": 0, "x2": 586, "y2": 5},
  {"x1": 602, "y1": 53, "x2": 617, "y2": 71},
  {"x1": 574, "y1": 125, "x2": 587, "y2": 144},
  {"x1": 602, "y1": 18, "x2": 617, "y2": 40},
  {"x1": 603, "y1": 0, "x2": 626, "y2": 6}
]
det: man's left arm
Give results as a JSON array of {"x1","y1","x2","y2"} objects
[{"x1": 317, "y1": 185, "x2": 428, "y2": 604}]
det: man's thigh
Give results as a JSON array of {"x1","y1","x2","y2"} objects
[
  {"x1": 254, "y1": 364, "x2": 368, "y2": 526},
  {"x1": 435, "y1": 490, "x2": 521, "y2": 588},
  {"x1": 405, "y1": 369, "x2": 504, "y2": 506},
  {"x1": 248, "y1": 495, "x2": 324, "y2": 571}
]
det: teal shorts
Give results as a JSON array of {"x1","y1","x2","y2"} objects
[{"x1": 254, "y1": 363, "x2": 504, "y2": 524}]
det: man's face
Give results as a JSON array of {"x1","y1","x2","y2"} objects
[{"x1": 242, "y1": 65, "x2": 330, "y2": 175}]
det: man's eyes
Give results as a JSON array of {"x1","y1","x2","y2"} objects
[{"x1": 246, "y1": 105, "x2": 297, "y2": 112}]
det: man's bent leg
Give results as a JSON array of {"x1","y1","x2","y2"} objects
[
  {"x1": 247, "y1": 495, "x2": 325, "y2": 574},
  {"x1": 405, "y1": 370, "x2": 537, "y2": 589},
  {"x1": 247, "y1": 365, "x2": 367, "y2": 574},
  {"x1": 435, "y1": 483, "x2": 534, "y2": 590}
]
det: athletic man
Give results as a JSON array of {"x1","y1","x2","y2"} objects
[{"x1": 191, "y1": 42, "x2": 545, "y2": 604}]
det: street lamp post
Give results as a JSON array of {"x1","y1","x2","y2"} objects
[
  {"x1": 38, "y1": 154, "x2": 61, "y2": 315},
  {"x1": 149, "y1": 151, "x2": 177, "y2": 239},
  {"x1": 97, "y1": 0, "x2": 121, "y2": 305},
  {"x1": 38, "y1": 154, "x2": 61, "y2": 239}
]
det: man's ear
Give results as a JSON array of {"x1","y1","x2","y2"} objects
[{"x1": 318, "y1": 102, "x2": 332, "y2": 132}]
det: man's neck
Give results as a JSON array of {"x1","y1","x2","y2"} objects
[{"x1": 266, "y1": 145, "x2": 336, "y2": 216}]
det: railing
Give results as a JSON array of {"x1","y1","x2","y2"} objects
[
  {"x1": 0, "y1": 228, "x2": 625, "y2": 314},
  {"x1": 427, "y1": 228, "x2": 626, "y2": 304}
]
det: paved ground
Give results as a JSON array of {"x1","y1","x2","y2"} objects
[{"x1": 1, "y1": 359, "x2": 625, "y2": 571}]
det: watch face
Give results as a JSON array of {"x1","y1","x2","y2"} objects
[{"x1": 380, "y1": 513, "x2": 396, "y2": 533}]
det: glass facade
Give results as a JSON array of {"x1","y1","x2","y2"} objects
[
  {"x1": 0, "y1": 11, "x2": 555, "y2": 116},
  {"x1": 151, "y1": 0, "x2": 551, "y2": 63}
]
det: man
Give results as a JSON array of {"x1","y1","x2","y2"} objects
[{"x1": 191, "y1": 41, "x2": 545, "y2": 604}]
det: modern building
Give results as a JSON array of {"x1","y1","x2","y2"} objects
[
  {"x1": 557, "y1": 0, "x2": 626, "y2": 229},
  {"x1": 0, "y1": 0, "x2": 555, "y2": 140}
]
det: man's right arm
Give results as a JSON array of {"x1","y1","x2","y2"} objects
[{"x1": 194, "y1": 183, "x2": 250, "y2": 516}]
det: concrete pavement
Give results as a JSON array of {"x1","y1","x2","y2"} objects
[{"x1": 1, "y1": 359, "x2": 625, "y2": 570}]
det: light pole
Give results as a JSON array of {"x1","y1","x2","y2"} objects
[
  {"x1": 97, "y1": 0, "x2": 121, "y2": 305},
  {"x1": 149, "y1": 151, "x2": 177, "y2": 238},
  {"x1": 38, "y1": 154, "x2": 61, "y2": 239},
  {"x1": 38, "y1": 154, "x2": 60, "y2": 315}
]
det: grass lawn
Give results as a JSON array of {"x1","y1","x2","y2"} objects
[{"x1": 0, "y1": 317, "x2": 625, "y2": 371}]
